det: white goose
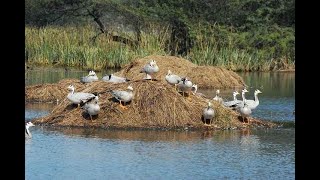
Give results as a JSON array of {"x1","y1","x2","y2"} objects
[
  {"x1": 223, "y1": 91, "x2": 241, "y2": 107},
  {"x1": 177, "y1": 77, "x2": 193, "y2": 98},
  {"x1": 25, "y1": 122, "x2": 35, "y2": 138},
  {"x1": 82, "y1": 95, "x2": 100, "y2": 121},
  {"x1": 203, "y1": 102, "x2": 215, "y2": 125},
  {"x1": 140, "y1": 59, "x2": 159, "y2": 80},
  {"x1": 110, "y1": 85, "x2": 134, "y2": 109},
  {"x1": 191, "y1": 84, "x2": 207, "y2": 98},
  {"x1": 236, "y1": 89, "x2": 252, "y2": 124},
  {"x1": 80, "y1": 70, "x2": 99, "y2": 83},
  {"x1": 245, "y1": 89, "x2": 262, "y2": 110},
  {"x1": 165, "y1": 70, "x2": 182, "y2": 89},
  {"x1": 102, "y1": 74, "x2": 130, "y2": 83},
  {"x1": 212, "y1": 89, "x2": 223, "y2": 103},
  {"x1": 143, "y1": 74, "x2": 152, "y2": 80},
  {"x1": 67, "y1": 85, "x2": 96, "y2": 106}
]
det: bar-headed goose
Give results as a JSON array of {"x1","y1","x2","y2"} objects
[
  {"x1": 223, "y1": 91, "x2": 240, "y2": 107},
  {"x1": 110, "y1": 85, "x2": 134, "y2": 109},
  {"x1": 102, "y1": 74, "x2": 130, "y2": 83},
  {"x1": 177, "y1": 77, "x2": 193, "y2": 98},
  {"x1": 212, "y1": 89, "x2": 223, "y2": 103},
  {"x1": 245, "y1": 89, "x2": 262, "y2": 110},
  {"x1": 82, "y1": 95, "x2": 100, "y2": 121},
  {"x1": 191, "y1": 84, "x2": 207, "y2": 98},
  {"x1": 203, "y1": 102, "x2": 215, "y2": 125},
  {"x1": 80, "y1": 70, "x2": 99, "y2": 83},
  {"x1": 67, "y1": 85, "x2": 96, "y2": 106},
  {"x1": 140, "y1": 59, "x2": 159, "y2": 80},
  {"x1": 165, "y1": 70, "x2": 182, "y2": 89},
  {"x1": 236, "y1": 89, "x2": 252, "y2": 124},
  {"x1": 25, "y1": 122, "x2": 35, "y2": 138}
]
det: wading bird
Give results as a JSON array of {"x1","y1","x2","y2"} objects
[
  {"x1": 25, "y1": 122, "x2": 35, "y2": 138},
  {"x1": 244, "y1": 89, "x2": 262, "y2": 110}
]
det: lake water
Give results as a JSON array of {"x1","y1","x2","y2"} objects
[{"x1": 25, "y1": 68, "x2": 295, "y2": 179}]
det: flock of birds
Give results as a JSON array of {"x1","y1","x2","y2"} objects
[{"x1": 26, "y1": 59, "x2": 262, "y2": 138}]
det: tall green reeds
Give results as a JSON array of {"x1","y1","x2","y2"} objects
[
  {"x1": 25, "y1": 23, "x2": 294, "y2": 71},
  {"x1": 187, "y1": 23, "x2": 294, "y2": 71}
]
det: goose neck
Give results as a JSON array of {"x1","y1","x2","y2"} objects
[
  {"x1": 254, "y1": 93, "x2": 259, "y2": 102},
  {"x1": 26, "y1": 128, "x2": 31, "y2": 137}
]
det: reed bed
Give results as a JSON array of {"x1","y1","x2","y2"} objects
[{"x1": 25, "y1": 23, "x2": 295, "y2": 71}]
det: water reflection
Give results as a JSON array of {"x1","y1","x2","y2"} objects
[
  {"x1": 25, "y1": 103, "x2": 55, "y2": 121},
  {"x1": 197, "y1": 71, "x2": 295, "y2": 99},
  {"x1": 25, "y1": 68, "x2": 295, "y2": 180},
  {"x1": 25, "y1": 67, "x2": 118, "y2": 86},
  {"x1": 33, "y1": 126, "x2": 292, "y2": 145},
  {"x1": 238, "y1": 71, "x2": 295, "y2": 97}
]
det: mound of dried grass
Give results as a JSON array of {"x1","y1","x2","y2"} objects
[
  {"x1": 26, "y1": 79, "x2": 86, "y2": 103},
  {"x1": 32, "y1": 80, "x2": 276, "y2": 129},
  {"x1": 115, "y1": 55, "x2": 246, "y2": 88}
]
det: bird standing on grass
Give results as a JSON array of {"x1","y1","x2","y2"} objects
[
  {"x1": 213, "y1": 89, "x2": 223, "y2": 103},
  {"x1": 165, "y1": 70, "x2": 182, "y2": 89},
  {"x1": 140, "y1": 59, "x2": 159, "y2": 80},
  {"x1": 177, "y1": 77, "x2": 193, "y2": 99},
  {"x1": 82, "y1": 95, "x2": 100, "y2": 121},
  {"x1": 191, "y1": 84, "x2": 207, "y2": 98},
  {"x1": 110, "y1": 85, "x2": 134, "y2": 109},
  {"x1": 203, "y1": 102, "x2": 215, "y2": 125}
]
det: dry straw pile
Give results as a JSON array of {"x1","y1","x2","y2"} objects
[
  {"x1": 28, "y1": 55, "x2": 275, "y2": 129},
  {"x1": 115, "y1": 55, "x2": 246, "y2": 89}
]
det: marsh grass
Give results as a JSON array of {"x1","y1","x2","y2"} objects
[{"x1": 25, "y1": 23, "x2": 294, "y2": 71}]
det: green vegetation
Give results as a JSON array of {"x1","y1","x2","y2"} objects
[{"x1": 25, "y1": 0, "x2": 295, "y2": 71}]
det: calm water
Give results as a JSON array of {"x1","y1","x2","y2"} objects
[{"x1": 25, "y1": 68, "x2": 295, "y2": 179}]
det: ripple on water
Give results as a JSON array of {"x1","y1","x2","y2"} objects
[{"x1": 26, "y1": 127, "x2": 295, "y2": 179}]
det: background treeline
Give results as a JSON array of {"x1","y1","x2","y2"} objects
[{"x1": 25, "y1": 0, "x2": 295, "y2": 71}]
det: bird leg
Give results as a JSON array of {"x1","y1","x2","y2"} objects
[
  {"x1": 242, "y1": 116, "x2": 248, "y2": 124},
  {"x1": 203, "y1": 120, "x2": 211, "y2": 126},
  {"x1": 118, "y1": 101, "x2": 128, "y2": 110},
  {"x1": 150, "y1": 75, "x2": 156, "y2": 81},
  {"x1": 186, "y1": 92, "x2": 192, "y2": 100},
  {"x1": 90, "y1": 114, "x2": 93, "y2": 122}
]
